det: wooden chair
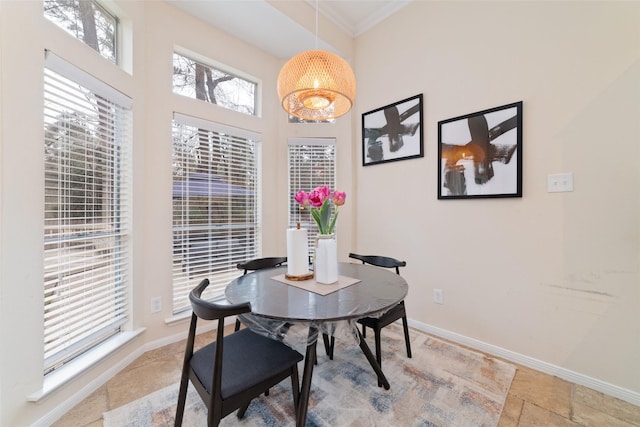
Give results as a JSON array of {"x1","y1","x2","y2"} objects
[
  {"x1": 348, "y1": 253, "x2": 412, "y2": 376},
  {"x1": 234, "y1": 257, "x2": 287, "y2": 331},
  {"x1": 175, "y1": 278, "x2": 303, "y2": 427}
]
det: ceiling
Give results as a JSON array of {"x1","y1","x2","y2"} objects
[
  {"x1": 166, "y1": 0, "x2": 412, "y2": 59},
  {"x1": 311, "y1": 0, "x2": 412, "y2": 38}
]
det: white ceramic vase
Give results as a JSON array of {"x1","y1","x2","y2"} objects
[{"x1": 314, "y1": 234, "x2": 338, "y2": 284}]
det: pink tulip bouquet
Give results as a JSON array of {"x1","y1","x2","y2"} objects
[{"x1": 294, "y1": 186, "x2": 346, "y2": 235}]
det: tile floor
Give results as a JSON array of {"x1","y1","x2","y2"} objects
[{"x1": 53, "y1": 327, "x2": 640, "y2": 427}]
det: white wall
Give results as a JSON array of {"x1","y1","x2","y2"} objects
[{"x1": 353, "y1": 1, "x2": 640, "y2": 395}]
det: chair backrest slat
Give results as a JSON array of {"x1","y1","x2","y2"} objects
[
  {"x1": 237, "y1": 257, "x2": 287, "y2": 275},
  {"x1": 348, "y1": 252, "x2": 406, "y2": 275},
  {"x1": 189, "y1": 278, "x2": 252, "y2": 320}
]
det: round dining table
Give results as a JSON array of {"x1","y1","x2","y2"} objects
[{"x1": 225, "y1": 262, "x2": 408, "y2": 427}]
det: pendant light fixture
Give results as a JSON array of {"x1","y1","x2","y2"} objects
[{"x1": 277, "y1": 0, "x2": 356, "y2": 121}]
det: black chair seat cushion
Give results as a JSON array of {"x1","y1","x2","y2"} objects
[
  {"x1": 190, "y1": 328, "x2": 303, "y2": 400},
  {"x1": 358, "y1": 302, "x2": 406, "y2": 329}
]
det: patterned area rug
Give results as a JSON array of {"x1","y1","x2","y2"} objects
[{"x1": 103, "y1": 325, "x2": 516, "y2": 426}]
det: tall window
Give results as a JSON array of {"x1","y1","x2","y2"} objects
[
  {"x1": 288, "y1": 138, "x2": 336, "y2": 252},
  {"x1": 43, "y1": 51, "x2": 131, "y2": 374},
  {"x1": 173, "y1": 52, "x2": 257, "y2": 116},
  {"x1": 44, "y1": 0, "x2": 118, "y2": 64},
  {"x1": 172, "y1": 114, "x2": 260, "y2": 313}
]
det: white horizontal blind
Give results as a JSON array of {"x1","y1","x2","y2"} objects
[
  {"x1": 288, "y1": 138, "x2": 336, "y2": 252},
  {"x1": 43, "y1": 56, "x2": 131, "y2": 374},
  {"x1": 172, "y1": 115, "x2": 260, "y2": 314}
]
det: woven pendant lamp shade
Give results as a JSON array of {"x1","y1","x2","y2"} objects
[{"x1": 277, "y1": 49, "x2": 356, "y2": 121}]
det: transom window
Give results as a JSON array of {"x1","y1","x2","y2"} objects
[
  {"x1": 44, "y1": 0, "x2": 118, "y2": 64},
  {"x1": 172, "y1": 114, "x2": 261, "y2": 313},
  {"x1": 288, "y1": 116, "x2": 335, "y2": 124},
  {"x1": 173, "y1": 52, "x2": 258, "y2": 116}
]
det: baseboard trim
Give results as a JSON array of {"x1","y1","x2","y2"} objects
[{"x1": 408, "y1": 319, "x2": 640, "y2": 407}]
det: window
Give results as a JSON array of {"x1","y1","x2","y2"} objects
[
  {"x1": 288, "y1": 116, "x2": 335, "y2": 124},
  {"x1": 43, "y1": 51, "x2": 131, "y2": 374},
  {"x1": 44, "y1": 0, "x2": 118, "y2": 64},
  {"x1": 172, "y1": 114, "x2": 261, "y2": 314},
  {"x1": 288, "y1": 138, "x2": 336, "y2": 252},
  {"x1": 173, "y1": 52, "x2": 257, "y2": 116}
]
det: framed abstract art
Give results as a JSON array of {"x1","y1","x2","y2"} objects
[
  {"x1": 438, "y1": 101, "x2": 523, "y2": 199},
  {"x1": 362, "y1": 94, "x2": 423, "y2": 166}
]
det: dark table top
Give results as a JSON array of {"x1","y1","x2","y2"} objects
[{"x1": 224, "y1": 262, "x2": 408, "y2": 323}]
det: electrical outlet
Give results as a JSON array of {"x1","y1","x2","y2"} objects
[
  {"x1": 151, "y1": 297, "x2": 162, "y2": 313},
  {"x1": 433, "y1": 289, "x2": 444, "y2": 304}
]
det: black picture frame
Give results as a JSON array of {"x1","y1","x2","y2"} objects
[
  {"x1": 362, "y1": 94, "x2": 423, "y2": 166},
  {"x1": 437, "y1": 101, "x2": 523, "y2": 199}
]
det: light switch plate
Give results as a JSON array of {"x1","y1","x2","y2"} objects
[{"x1": 547, "y1": 173, "x2": 573, "y2": 192}]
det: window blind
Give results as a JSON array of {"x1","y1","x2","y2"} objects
[
  {"x1": 288, "y1": 138, "x2": 337, "y2": 253},
  {"x1": 43, "y1": 53, "x2": 131, "y2": 374},
  {"x1": 172, "y1": 114, "x2": 261, "y2": 314}
]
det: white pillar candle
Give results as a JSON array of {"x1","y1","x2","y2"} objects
[{"x1": 287, "y1": 227, "x2": 309, "y2": 276}]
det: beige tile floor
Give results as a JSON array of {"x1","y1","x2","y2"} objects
[{"x1": 54, "y1": 327, "x2": 640, "y2": 427}]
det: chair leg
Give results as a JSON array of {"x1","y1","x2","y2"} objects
[
  {"x1": 402, "y1": 315, "x2": 412, "y2": 358},
  {"x1": 330, "y1": 336, "x2": 335, "y2": 360},
  {"x1": 362, "y1": 324, "x2": 367, "y2": 339},
  {"x1": 174, "y1": 376, "x2": 189, "y2": 427},
  {"x1": 234, "y1": 318, "x2": 241, "y2": 332},
  {"x1": 209, "y1": 405, "x2": 222, "y2": 427},
  {"x1": 290, "y1": 365, "x2": 300, "y2": 410},
  {"x1": 374, "y1": 328, "x2": 382, "y2": 387},
  {"x1": 322, "y1": 333, "x2": 330, "y2": 357},
  {"x1": 321, "y1": 333, "x2": 335, "y2": 360},
  {"x1": 237, "y1": 400, "x2": 251, "y2": 419}
]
